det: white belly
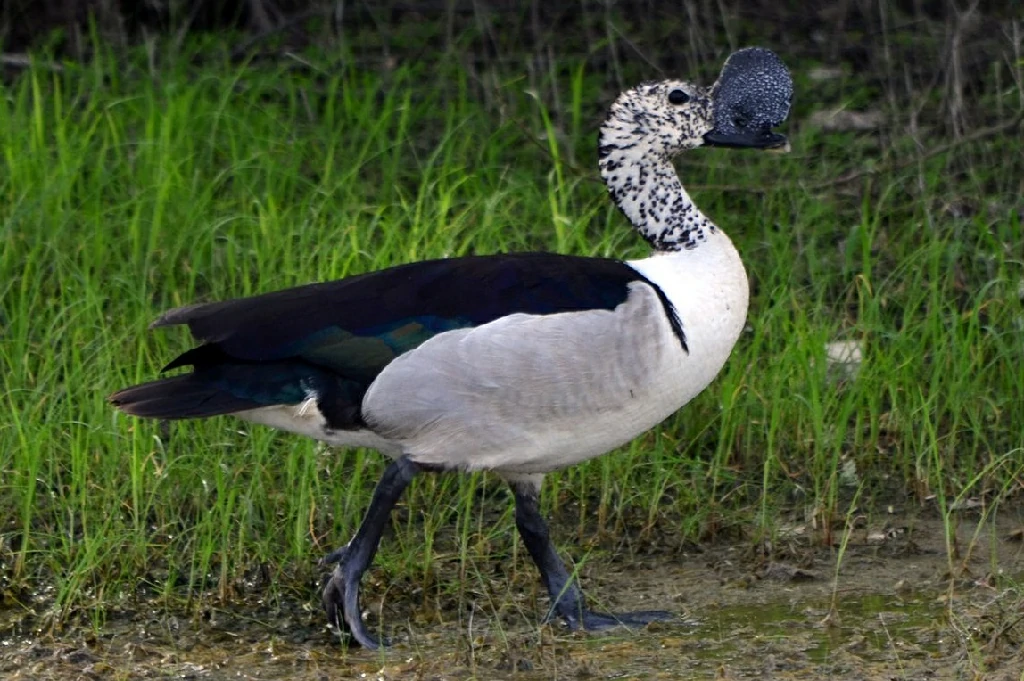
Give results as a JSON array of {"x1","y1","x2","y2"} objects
[{"x1": 234, "y1": 402, "x2": 403, "y2": 454}]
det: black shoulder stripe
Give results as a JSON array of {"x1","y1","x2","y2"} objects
[{"x1": 632, "y1": 274, "x2": 688, "y2": 354}]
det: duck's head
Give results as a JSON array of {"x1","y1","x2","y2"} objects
[
  {"x1": 599, "y1": 79, "x2": 715, "y2": 160},
  {"x1": 599, "y1": 47, "x2": 792, "y2": 163}
]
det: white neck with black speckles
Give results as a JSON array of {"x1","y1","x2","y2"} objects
[{"x1": 598, "y1": 130, "x2": 716, "y2": 253}]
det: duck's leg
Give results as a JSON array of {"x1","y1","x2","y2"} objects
[
  {"x1": 510, "y1": 477, "x2": 675, "y2": 631},
  {"x1": 322, "y1": 455, "x2": 419, "y2": 649}
]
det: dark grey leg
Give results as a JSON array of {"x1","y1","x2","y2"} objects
[
  {"x1": 321, "y1": 455, "x2": 419, "y2": 649},
  {"x1": 510, "y1": 479, "x2": 675, "y2": 631}
]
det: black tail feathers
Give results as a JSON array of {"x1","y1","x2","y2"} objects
[{"x1": 109, "y1": 375, "x2": 258, "y2": 420}]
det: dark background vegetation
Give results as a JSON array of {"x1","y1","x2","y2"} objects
[
  {"x1": 4, "y1": 0, "x2": 1022, "y2": 53},
  {"x1": 3, "y1": 1, "x2": 1020, "y2": 121},
  {"x1": 2, "y1": 0, "x2": 1021, "y2": 167}
]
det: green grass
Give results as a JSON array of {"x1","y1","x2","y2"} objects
[{"x1": 1, "y1": 41, "x2": 1022, "y2": 637}]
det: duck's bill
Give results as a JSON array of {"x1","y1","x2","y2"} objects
[{"x1": 703, "y1": 129, "x2": 789, "y2": 150}]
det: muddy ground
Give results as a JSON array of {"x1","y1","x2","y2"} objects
[{"x1": 3, "y1": 511, "x2": 1024, "y2": 680}]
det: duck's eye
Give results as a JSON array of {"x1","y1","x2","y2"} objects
[{"x1": 667, "y1": 89, "x2": 689, "y2": 105}]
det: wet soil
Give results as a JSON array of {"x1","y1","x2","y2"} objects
[{"x1": 4, "y1": 513, "x2": 1024, "y2": 680}]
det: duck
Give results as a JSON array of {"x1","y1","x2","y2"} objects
[{"x1": 109, "y1": 46, "x2": 793, "y2": 649}]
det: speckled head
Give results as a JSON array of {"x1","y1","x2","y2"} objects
[
  {"x1": 705, "y1": 47, "x2": 793, "y2": 149},
  {"x1": 599, "y1": 79, "x2": 714, "y2": 161}
]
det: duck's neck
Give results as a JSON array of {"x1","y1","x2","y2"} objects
[{"x1": 598, "y1": 137, "x2": 717, "y2": 252}]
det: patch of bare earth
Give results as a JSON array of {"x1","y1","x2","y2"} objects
[{"x1": 3, "y1": 512, "x2": 1024, "y2": 680}]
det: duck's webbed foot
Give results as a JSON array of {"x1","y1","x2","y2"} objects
[
  {"x1": 321, "y1": 544, "x2": 389, "y2": 649},
  {"x1": 509, "y1": 477, "x2": 677, "y2": 633},
  {"x1": 573, "y1": 608, "x2": 676, "y2": 631}
]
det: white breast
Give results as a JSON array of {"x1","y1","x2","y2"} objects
[{"x1": 626, "y1": 229, "x2": 750, "y2": 396}]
